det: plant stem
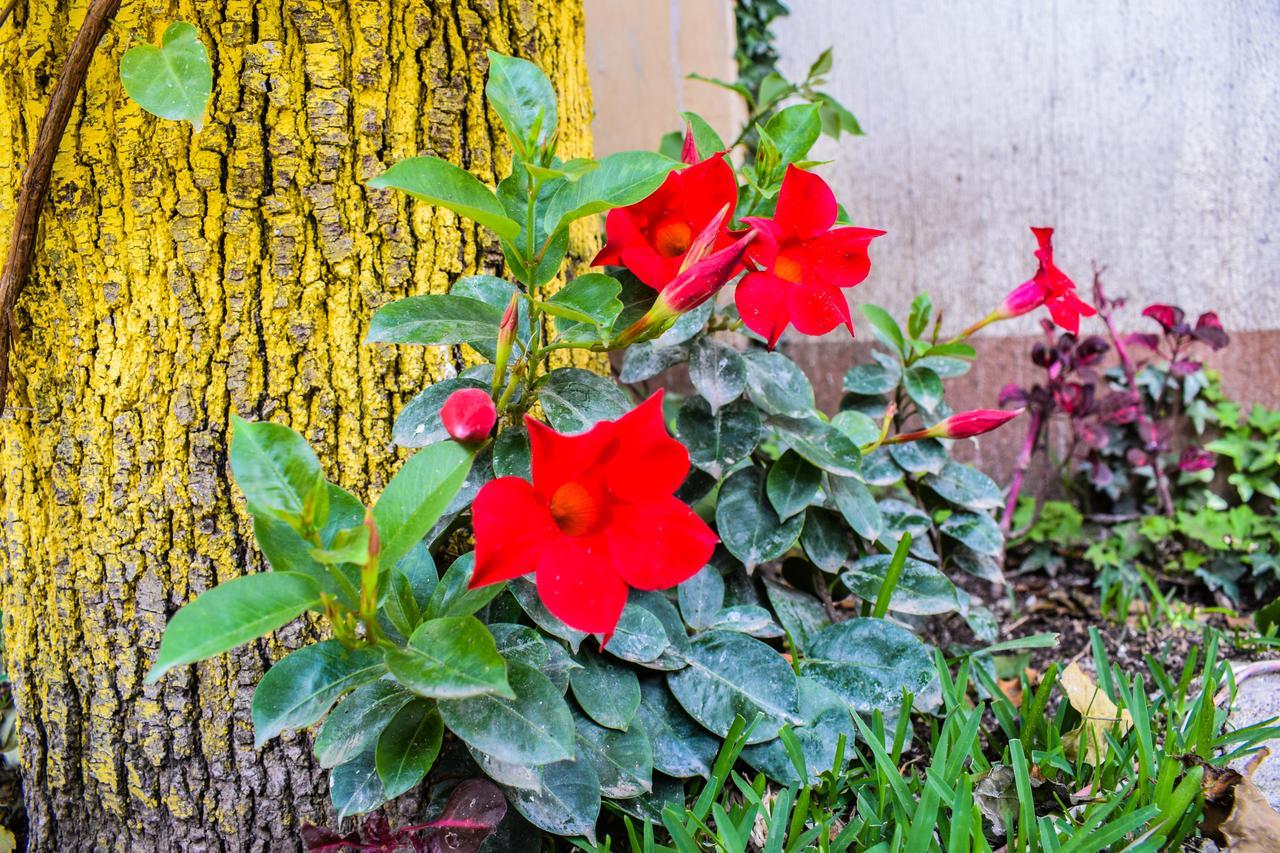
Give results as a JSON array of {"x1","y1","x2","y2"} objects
[{"x1": 1001, "y1": 408, "x2": 1042, "y2": 533}]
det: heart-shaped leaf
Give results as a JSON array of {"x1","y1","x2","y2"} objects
[{"x1": 120, "y1": 22, "x2": 213, "y2": 130}]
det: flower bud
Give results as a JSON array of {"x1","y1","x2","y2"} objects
[
  {"x1": 492, "y1": 293, "x2": 519, "y2": 389},
  {"x1": 996, "y1": 279, "x2": 1048, "y2": 319},
  {"x1": 363, "y1": 508, "x2": 381, "y2": 560},
  {"x1": 888, "y1": 408, "x2": 1022, "y2": 445},
  {"x1": 680, "y1": 121, "x2": 700, "y2": 165},
  {"x1": 441, "y1": 388, "x2": 497, "y2": 444}
]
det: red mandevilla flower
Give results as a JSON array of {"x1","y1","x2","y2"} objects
[
  {"x1": 996, "y1": 227, "x2": 1096, "y2": 334},
  {"x1": 440, "y1": 388, "x2": 497, "y2": 445},
  {"x1": 593, "y1": 153, "x2": 738, "y2": 289},
  {"x1": 468, "y1": 392, "x2": 717, "y2": 637},
  {"x1": 889, "y1": 408, "x2": 1022, "y2": 444},
  {"x1": 735, "y1": 166, "x2": 884, "y2": 348}
]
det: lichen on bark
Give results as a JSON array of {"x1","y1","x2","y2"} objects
[{"x1": 0, "y1": 0, "x2": 600, "y2": 848}]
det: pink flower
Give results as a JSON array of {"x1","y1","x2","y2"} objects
[{"x1": 996, "y1": 228, "x2": 1096, "y2": 334}]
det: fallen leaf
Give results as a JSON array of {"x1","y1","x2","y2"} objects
[
  {"x1": 1219, "y1": 776, "x2": 1280, "y2": 851},
  {"x1": 973, "y1": 765, "x2": 1018, "y2": 836},
  {"x1": 1059, "y1": 663, "x2": 1132, "y2": 764}
]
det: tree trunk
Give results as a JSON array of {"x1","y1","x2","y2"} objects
[{"x1": 0, "y1": 1, "x2": 598, "y2": 848}]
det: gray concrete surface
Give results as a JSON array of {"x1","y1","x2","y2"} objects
[{"x1": 1229, "y1": 667, "x2": 1280, "y2": 811}]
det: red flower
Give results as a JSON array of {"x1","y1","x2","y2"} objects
[
  {"x1": 734, "y1": 166, "x2": 883, "y2": 348},
  {"x1": 468, "y1": 392, "x2": 717, "y2": 637},
  {"x1": 888, "y1": 408, "x2": 1022, "y2": 444},
  {"x1": 593, "y1": 154, "x2": 738, "y2": 289},
  {"x1": 997, "y1": 228, "x2": 1096, "y2": 334},
  {"x1": 441, "y1": 388, "x2": 497, "y2": 444}
]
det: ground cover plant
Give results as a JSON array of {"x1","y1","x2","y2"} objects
[{"x1": 124, "y1": 32, "x2": 1280, "y2": 853}]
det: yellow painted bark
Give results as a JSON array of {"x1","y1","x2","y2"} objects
[{"x1": 0, "y1": 0, "x2": 600, "y2": 847}]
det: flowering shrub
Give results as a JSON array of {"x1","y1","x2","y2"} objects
[{"x1": 144, "y1": 51, "x2": 1084, "y2": 841}]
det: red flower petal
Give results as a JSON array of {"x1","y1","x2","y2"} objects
[
  {"x1": 620, "y1": 244, "x2": 680, "y2": 290},
  {"x1": 787, "y1": 278, "x2": 853, "y2": 337},
  {"x1": 471, "y1": 477, "x2": 556, "y2": 588},
  {"x1": 801, "y1": 226, "x2": 883, "y2": 289},
  {"x1": 773, "y1": 166, "x2": 837, "y2": 241},
  {"x1": 535, "y1": 536, "x2": 630, "y2": 634},
  {"x1": 527, "y1": 415, "x2": 613, "y2": 501},
  {"x1": 735, "y1": 271, "x2": 791, "y2": 349},
  {"x1": 679, "y1": 154, "x2": 739, "y2": 228},
  {"x1": 605, "y1": 496, "x2": 718, "y2": 590},
  {"x1": 602, "y1": 392, "x2": 691, "y2": 502}
]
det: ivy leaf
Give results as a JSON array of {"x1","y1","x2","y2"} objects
[
  {"x1": 538, "y1": 368, "x2": 631, "y2": 434},
  {"x1": 676, "y1": 397, "x2": 761, "y2": 479},
  {"x1": 800, "y1": 619, "x2": 940, "y2": 714},
  {"x1": 667, "y1": 630, "x2": 802, "y2": 744},
  {"x1": 716, "y1": 467, "x2": 804, "y2": 569},
  {"x1": 120, "y1": 22, "x2": 212, "y2": 130},
  {"x1": 368, "y1": 156, "x2": 521, "y2": 241},
  {"x1": 251, "y1": 640, "x2": 386, "y2": 746},
  {"x1": 438, "y1": 662, "x2": 574, "y2": 765},
  {"x1": 146, "y1": 572, "x2": 320, "y2": 683}
]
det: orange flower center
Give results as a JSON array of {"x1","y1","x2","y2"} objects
[
  {"x1": 774, "y1": 250, "x2": 804, "y2": 283},
  {"x1": 549, "y1": 481, "x2": 601, "y2": 537},
  {"x1": 654, "y1": 219, "x2": 693, "y2": 258}
]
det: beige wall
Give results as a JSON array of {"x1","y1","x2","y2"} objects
[{"x1": 584, "y1": 0, "x2": 744, "y2": 155}]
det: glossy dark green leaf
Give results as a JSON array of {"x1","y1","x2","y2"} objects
[
  {"x1": 543, "y1": 151, "x2": 678, "y2": 235},
  {"x1": 826, "y1": 473, "x2": 883, "y2": 542},
  {"x1": 492, "y1": 623, "x2": 578, "y2": 693},
  {"x1": 635, "y1": 679, "x2": 718, "y2": 778},
  {"x1": 503, "y1": 743, "x2": 601, "y2": 840},
  {"x1": 367, "y1": 294, "x2": 505, "y2": 350},
  {"x1": 613, "y1": 773, "x2": 685, "y2": 824},
  {"x1": 706, "y1": 605, "x2": 781, "y2": 637},
  {"x1": 509, "y1": 577, "x2": 589, "y2": 652},
  {"x1": 677, "y1": 566, "x2": 725, "y2": 631},
  {"x1": 570, "y1": 648, "x2": 641, "y2": 731},
  {"x1": 383, "y1": 545, "x2": 437, "y2": 638},
  {"x1": 888, "y1": 438, "x2": 947, "y2": 475},
  {"x1": 763, "y1": 104, "x2": 822, "y2": 165},
  {"x1": 617, "y1": 341, "x2": 689, "y2": 383},
  {"x1": 314, "y1": 679, "x2": 414, "y2": 768},
  {"x1": 146, "y1": 572, "x2": 320, "y2": 683},
  {"x1": 375, "y1": 700, "x2": 444, "y2": 798},
  {"x1": 546, "y1": 274, "x2": 623, "y2": 342},
  {"x1": 384, "y1": 616, "x2": 511, "y2": 700},
  {"x1": 676, "y1": 397, "x2": 761, "y2": 479},
  {"x1": 771, "y1": 415, "x2": 862, "y2": 478},
  {"x1": 230, "y1": 416, "x2": 324, "y2": 525},
  {"x1": 800, "y1": 508, "x2": 852, "y2": 572},
  {"x1": 485, "y1": 51, "x2": 558, "y2": 156},
  {"x1": 653, "y1": 301, "x2": 714, "y2": 347},
  {"x1": 715, "y1": 467, "x2": 804, "y2": 568},
  {"x1": 574, "y1": 712, "x2": 653, "y2": 798},
  {"x1": 843, "y1": 362, "x2": 899, "y2": 395},
  {"x1": 452, "y1": 274, "x2": 531, "y2": 338},
  {"x1": 120, "y1": 22, "x2": 212, "y2": 129},
  {"x1": 667, "y1": 630, "x2": 802, "y2": 744},
  {"x1": 392, "y1": 377, "x2": 490, "y2": 449},
  {"x1": 688, "y1": 338, "x2": 747, "y2": 412},
  {"x1": 373, "y1": 440, "x2": 474, "y2": 570},
  {"x1": 800, "y1": 619, "x2": 939, "y2": 714},
  {"x1": 860, "y1": 304, "x2": 906, "y2": 355},
  {"x1": 914, "y1": 354, "x2": 971, "y2": 378},
  {"x1": 842, "y1": 555, "x2": 959, "y2": 615},
  {"x1": 368, "y1": 156, "x2": 520, "y2": 240},
  {"x1": 604, "y1": 600, "x2": 669, "y2": 664},
  {"x1": 252, "y1": 640, "x2": 386, "y2": 746},
  {"x1": 492, "y1": 426, "x2": 532, "y2": 480},
  {"x1": 861, "y1": 447, "x2": 904, "y2": 487},
  {"x1": 902, "y1": 365, "x2": 943, "y2": 412},
  {"x1": 940, "y1": 511, "x2": 1004, "y2": 556},
  {"x1": 907, "y1": 293, "x2": 933, "y2": 338},
  {"x1": 741, "y1": 677, "x2": 855, "y2": 784},
  {"x1": 438, "y1": 661, "x2": 574, "y2": 765},
  {"x1": 923, "y1": 461, "x2": 1003, "y2": 510},
  {"x1": 538, "y1": 368, "x2": 630, "y2": 434},
  {"x1": 425, "y1": 552, "x2": 506, "y2": 620},
  {"x1": 329, "y1": 746, "x2": 386, "y2": 819},
  {"x1": 628, "y1": 591, "x2": 692, "y2": 670},
  {"x1": 879, "y1": 498, "x2": 932, "y2": 543},
  {"x1": 742, "y1": 351, "x2": 815, "y2": 416},
  {"x1": 950, "y1": 543, "x2": 1006, "y2": 584},
  {"x1": 680, "y1": 111, "x2": 727, "y2": 158},
  {"x1": 762, "y1": 578, "x2": 831, "y2": 654}
]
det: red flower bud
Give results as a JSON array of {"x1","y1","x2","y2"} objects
[
  {"x1": 363, "y1": 509, "x2": 381, "y2": 559},
  {"x1": 441, "y1": 388, "x2": 497, "y2": 444},
  {"x1": 498, "y1": 293, "x2": 519, "y2": 346},
  {"x1": 680, "y1": 121, "x2": 700, "y2": 165},
  {"x1": 931, "y1": 408, "x2": 1023, "y2": 439}
]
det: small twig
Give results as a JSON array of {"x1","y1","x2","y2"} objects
[
  {"x1": 0, "y1": 0, "x2": 122, "y2": 414},
  {"x1": 1214, "y1": 660, "x2": 1280, "y2": 708}
]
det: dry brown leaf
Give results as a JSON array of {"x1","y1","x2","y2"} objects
[
  {"x1": 1219, "y1": 776, "x2": 1280, "y2": 851},
  {"x1": 998, "y1": 677, "x2": 1023, "y2": 706},
  {"x1": 1059, "y1": 662, "x2": 1132, "y2": 764}
]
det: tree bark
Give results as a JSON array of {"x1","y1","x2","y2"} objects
[{"x1": 0, "y1": 0, "x2": 598, "y2": 848}]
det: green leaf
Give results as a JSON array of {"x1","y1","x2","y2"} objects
[
  {"x1": 907, "y1": 293, "x2": 933, "y2": 339},
  {"x1": 762, "y1": 578, "x2": 831, "y2": 654},
  {"x1": 677, "y1": 566, "x2": 725, "y2": 631},
  {"x1": 230, "y1": 416, "x2": 325, "y2": 525},
  {"x1": 373, "y1": 441, "x2": 474, "y2": 571},
  {"x1": 366, "y1": 294, "x2": 504, "y2": 349},
  {"x1": 492, "y1": 426, "x2": 532, "y2": 480},
  {"x1": 375, "y1": 700, "x2": 444, "y2": 798},
  {"x1": 504, "y1": 744, "x2": 601, "y2": 839},
  {"x1": 808, "y1": 48, "x2": 834, "y2": 79},
  {"x1": 676, "y1": 397, "x2": 761, "y2": 479},
  {"x1": 570, "y1": 648, "x2": 642, "y2": 732},
  {"x1": 538, "y1": 368, "x2": 630, "y2": 434},
  {"x1": 574, "y1": 712, "x2": 653, "y2": 799},
  {"x1": 509, "y1": 577, "x2": 589, "y2": 652},
  {"x1": 604, "y1": 600, "x2": 670, "y2": 665},
  {"x1": 831, "y1": 410, "x2": 883, "y2": 446},
  {"x1": 542, "y1": 151, "x2": 678, "y2": 235},
  {"x1": 741, "y1": 678, "x2": 855, "y2": 785},
  {"x1": 367, "y1": 156, "x2": 521, "y2": 241},
  {"x1": 842, "y1": 555, "x2": 959, "y2": 615},
  {"x1": 451, "y1": 275, "x2": 531, "y2": 356},
  {"x1": 843, "y1": 363, "x2": 899, "y2": 395},
  {"x1": 545, "y1": 274, "x2": 623, "y2": 342},
  {"x1": 485, "y1": 51, "x2": 558, "y2": 156},
  {"x1": 425, "y1": 551, "x2": 505, "y2": 620},
  {"x1": 860, "y1": 304, "x2": 906, "y2": 355},
  {"x1": 330, "y1": 746, "x2": 386, "y2": 819},
  {"x1": 902, "y1": 365, "x2": 943, "y2": 412},
  {"x1": 383, "y1": 544, "x2": 437, "y2": 637},
  {"x1": 688, "y1": 338, "x2": 747, "y2": 412},
  {"x1": 766, "y1": 450, "x2": 821, "y2": 522},
  {"x1": 120, "y1": 22, "x2": 212, "y2": 130},
  {"x1": 924, "y1": 460, "x2": 1003, "y2": 511},
  {"x1": 667, "y1": 630, "x2": 802, "y2": 744},
  {"x1": 250, "y1": 483, "x2": 364, "y2": 602},
  {"x1": 392, "y1": 377, "x2": 490, "y2": 449},
  {"x1": 939, "y1": 511, "x2": 1004, "y2": 556},
  {"x1": 489, "y1": 622, "x2": 574, "y2": 693},
  {"x1": 742, "y1": 351, "x2": 816, "y2": 417},
  {"x1": 618, "y1": 340, "x2": 690, "y2": 383},
  {"x1": 800, "y1": 508, "x2": 852, "y2": 572},
  {"x1": 438, "y1": 661, "x2": 574, "y2": 765},
  {"x1": 763, "y1": 105, "x2": 822, "y2": 166},
  {"x1": 251, "y1": 640, "x2": 386, "y2": 746},
  {"x1": 771, "y1": 415, "x2": 862, "y2": 478},
  {"x1": 800, "y1": 619, "x2": 939, "y2": 714},
  {"x1": 826, "y1": 474, "x2": 883, "y2": 542},
  {"x1": 716, "y1": 467, "x2": 805, "y2": 568},
  {"x1": 146, "y1": 572, "x2": 320, "y2": 683},
  {"x1": 679, "y1": 111, "x2": 727, "y2": 158},
  {"x1": 635, "y1": 679, "x2": 719, "y2": 778},
  {"x1": 314, "y1": 679, "x2": 414, "y2": 768},
  {"x1": 384, "y1": 616, "x2": 511, "y2": 700},
  {"x1": 888, "y1": 438, "x2": 947, "y2": 475},
  {"x1": 628, "y1": 592, "x2": 692, "y2": 671}
]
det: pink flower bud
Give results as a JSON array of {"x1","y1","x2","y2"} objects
[
  {"x1": 680, "y1": 121, "x2": 700, "y2": 165},
  {"x1": 363, "y1": 509, "x2": 381, "y2": 559},
  {"x1": 931, "y1": 408, "x2": 1023, "y2": 439},
  {"x1": 996, "y1": 279, "x2": 1048, "y2": 319},
  {"x1": 441, "y1": 388, "x2": 497, "y2": 444},
  {"x1": 498, "y1": 293, "x2": 519, "y2": 347}
]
